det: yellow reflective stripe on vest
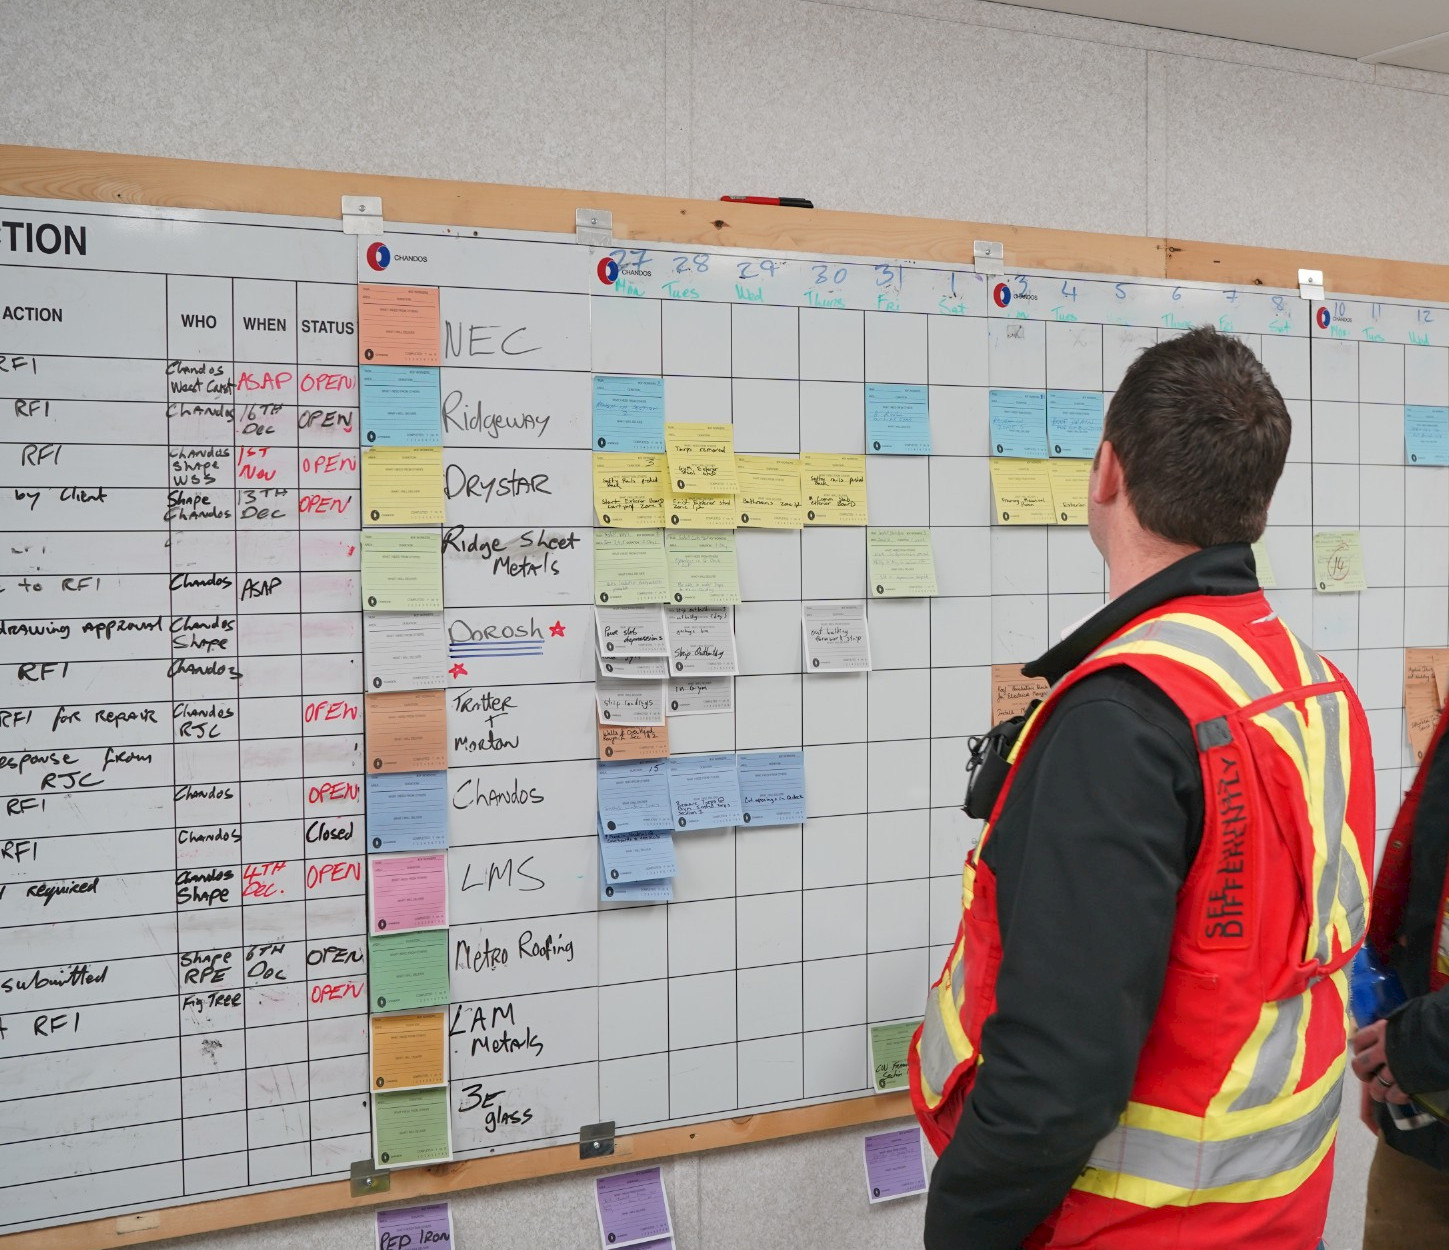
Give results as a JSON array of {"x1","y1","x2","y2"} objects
[{"x1": 917, "y1": 948, "x2": 972, "y2": 1106}]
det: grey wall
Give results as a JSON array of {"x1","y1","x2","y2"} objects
[{"x1": 1, "y1": 0, "x2": 1421, "y2": 1246}]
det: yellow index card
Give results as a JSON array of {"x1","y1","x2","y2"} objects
[
  {"x1": 867, "y1": 528, "x2": 938, "y2": 598},
  {"x1": 594, "y1": 529, "x2": 669, "y2": 605},
  {"x1": 371, "y1": 1011, "x2": 447, "y2": 1091},
  {"x1": 362, "y1": 445, "x2": 444, "y2": 525},
  {"x1": 1313, "y1": 530, "x2": 1366, "y2": 592},
  {"x1": 665, "y1": 531, "x2": 741, "y2": 606},
  {"x1": 1046, "y1": 459, "x2": 1090, "y2": 526},
  {"x1": 989, "y1": 458, "x2": 1054, "y2": 526},
  {"x1": 736, "y1": 455, "x2": 804, "y2": 528},
  {"x1": 665, "y1": 422, "x2": 738, "y2": 495},
  {"x1": 800, "y1": 453, "x2": 868, "y2": 525},
  {"x1": 665, "y1": 489, "x2": 737, "y2": 530},
  {"x1": 593, "y1": 452, "x2": 667, "y2": 527}
]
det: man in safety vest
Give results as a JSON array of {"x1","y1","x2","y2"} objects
[{"x1": 910, "y1": 325, "x2": 1375, "y2": 1250}]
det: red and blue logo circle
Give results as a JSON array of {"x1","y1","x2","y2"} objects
[
  {"x1": 1315, "y1": 306, "x2": 1331, "y2": 329},
  {"x1": 992, "y1": 282, "x2": 1011, "y2": 308},
  {"x1": 597, "y1": 256, "x2": 620, "y2": 285},
  {"x1": 366, "y1": 242, "x2": 391, "y2": 271}
]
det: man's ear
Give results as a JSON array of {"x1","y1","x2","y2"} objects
[{"x1": 1092, "y1": 439, "x2": 1123, "y2": 505}]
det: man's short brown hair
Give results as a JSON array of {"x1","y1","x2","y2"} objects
[{"x1": 1103, "y1": 326, "x2": 1291, "y2": 548}]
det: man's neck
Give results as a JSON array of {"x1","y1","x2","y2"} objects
[{"x1": 1106, "y1": 534, "x2": 1201, "y2": 600}]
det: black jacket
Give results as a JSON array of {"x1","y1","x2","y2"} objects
[{"x1": 925, "y1": 545, "x2": 1262, "y2": 1250}]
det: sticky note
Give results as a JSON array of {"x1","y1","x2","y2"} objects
[
  {"x1": 373, "y1": 1086, "x2": 452, "y2": 1169},
  {"x1": 801, "y1": 453, "x2": 868, "y2": 525},
  {"x1": 863, "y1": 1128, "x2": 927, "y2": 1203},
  {"x1": 668, "y1": 752, "x2": 744, "y2": 831},
  {"x1": 596, "y1": 675, "x2": 667, "y2": 726},
  {"x1": 362, "y1": 445, "x2": 445, "y2": 525},
  {"x1": 1250, "y1": 539, "x2": 1277, "y2": 590},
  {"x1": 361, "y1": 366, "x2": 443, "y2": 446},
  {"x1": 596, "y1": 604, "x2": 669, "y2": 657},
  {"x1": 736, "y1": 455, "x2": 805, "y2": 528},
  {"x1": 376, "y1": 1203, "x2": 454, "y2": 1250},
  {"x1": 1405, "y1": 648, "x2": 1447, "y2": 762},
  {"x1": 1047, "y1": 459, "x2": 1091, "y2": 526},
  {"x1": 665, "y1": 531, "x2": 741, "y2": 606},
  {"x1": 597, "y1": 759, "x2": 673, "y2": 834},
  {"x1": 802, "y1": 602, "x2": 872, "y2": 672},
  {"x1": 737, "y1": 750, "x2": 807, "y2": 827},
  {"x1": 371, "y1": 1011, "x2": 448, "y2": 1090},
  {"x1": 595, "y1": 530, "x2": 669, "y2": 606},
  {"x1": 594, "y1": 452, "x2": 668, "y2": 527},
  {"x1": 365, "y1": 689, "x2": 448, "y2": 773},
  {"x1": 665, "y1": 605, "x2": 738, "y2": 676},
  {"x1": 369, "y1": 853, "x2": 448, "y2": 934},
  {"x1": 593, "y1": 375, "x2": 665, "y2": 452},
  {"x1": 989, "y1": 458, "x2": 1055, "y2": 525},
  {"x1": 665, "y1": 422, "x2": 738, "y2": 495},
  {"x1": 362, "y1": 529, "x2": 443, "y2": 612},
  {"x1": 599, "y1": 825, "x2": 678, "y2": 884},
  {"x1": 665, "y1": 489, "x2": 737, "y2": 530},
  {"x1": 369, "y1": 928, "x2": 450, "y2": 1012},
  {"x1": 992, "y1": 664, "x2": 1050, "y2": 722},
  {"x1": 358, "y1": 284, "x2": 441, "y2": 368},
  {"x1": 989, "y1": 389, "x2": 1049, "y2": 459},
  {"x1": 595, "y1": 1166, "x2": 674, "y2": 1249},
  {"x1": 1313, "y1": 530, "x2": 1367, "y2": 592},
  {"x1": 598, "y1": 653, "x2": 669, "y2": 679},
  {"x1": 865, "y1": 384, "x2": 931, "y2": 455},
  {"x1": 868, "y1": 528, "x2": 937, "y2": 598},
  {"x1": 667, "y1": 675, "x2": 734, "y2": 716},
  {"x1": 600, "y1": 859, "x2": 673, "y2": 904},
  {"x1": 1405, "y1": 405, "x2": 1449, "y2": 466},
  {"x1": 1046, "y1": 390, "x2": 1104, "y2": 458},
  {"x1": 598, "y1": 721, "x2": 670, "y2": 761},
  {"x1": 365, "y1": 771, "x2": 449, "y2": 854},
  {"x1": 869, "y1": 1019, "x2": 920, "y2": 1092},
  {"x1": 364, "y1": 612, "x2": 446, "y2": 692}
]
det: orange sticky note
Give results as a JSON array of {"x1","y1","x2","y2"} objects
[
  {"x1": 598, "y1": 721, "x2": 671, "y2": 760},
  {"x1": 359, "y1": 284, "x2": 441, "y2": 366},
  {"x1": 991, "y1": 663, "x2": 1049, "y2": 723},
  {"x1": 370, "y1": 1012, "x2": 447, "y2": 1091},
  {"x1": 365, "y1": 689, "x2": 448, "y2": 773},
  {"x1": 1405, "y1": 647, "x2": 1449, "y2": 762}
]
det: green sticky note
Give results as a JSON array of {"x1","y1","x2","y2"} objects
[
  {"x1": 870, "y1": 1019, "x2": 920, "y2": 1092},
  {"x1": 368, "y1": 929, "x2": 450, "y2": 1012},
  {"x1": 867, "y1": 528, "x2": 938, "y2": 598},
  {"x1": 361, "y1": 528, "x2": 443, "y2": 612},
  {"x1": 373, "y1": 1086, "x2": 452, "y2": 1168},
  {"x1": 665, "y1": 531, "x2": 741, "y2": 606},
  {"x1": 595, "y1": 529, "x2": 670, "y2": 606},
  {"x1": 1312, "y1": 529, "x2": 1366, "y2": 593}
]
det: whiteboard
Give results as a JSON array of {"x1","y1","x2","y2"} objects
[{"x1": 1, "y1": 194, "x2": 1442, "y2": 1233}]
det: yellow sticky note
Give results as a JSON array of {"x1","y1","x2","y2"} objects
[
  {"x1": 800, "y1": 453, "x2": 868, "y2": 525},
  {"x1": 594, "y1": 453, "x2": 667, "y2": 527},
  {"x1": 361, "y1": 528, "x2": 442, "y2": 611},
  {"x1": 867, "y1": 528, "x2": 937, "y2": 598},
  {"x1": 371, "y1": 1011, "x2": 448, "y2": 1091},
  {"x1": 989, "y1": 458, "x2": 1054, "y2": 526},
  {"x1": 1313, "y1": 530, "x2": 1366, "y2": 592},
  {"x1": 665, "y1": 422, "x2": 738, "y2": 495},
  {"x1": 362, "y1": 446, "x2": 444, "y2": 525},
  {"x1": 736, "y1": 456, "x2": 804, "y2": 528},
  {"x1": 665, "y1": 531, "x2": 741, "y2": 605},
  {"x1": 595, "y1": 529, "x2": 669, "y2": 605},
  {"x1": 1250, "y1": 539, "x2": 1277, "y2": 589},
  {"x1": 665, "y1": 490, "x2": 737, "y2": 530},
  {"x1": 1046, "y1": 459, "x2": 1090, "y2": 526}
]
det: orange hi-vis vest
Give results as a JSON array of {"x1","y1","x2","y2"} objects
[{"x1": 909, "y1": 591, "x2": 1375, "y2": 1249}]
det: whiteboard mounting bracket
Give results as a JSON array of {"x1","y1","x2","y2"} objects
[
  {"x1": 350, "y1": 1158, "x2": 391, "y2": 1197},
  {"x1": 1298, "y1": 268, "x2": 1325, "y2": 301},
  {"x1": 342, "y1": 195, "x2": 385, "y2": 236},
  {"x1": 579, "y1": 1120, "x2": 616, "y2": 1160},
  {"x1": 973, "y1": 240, "x2": 1005, "y2": 274},
  {"x1": 577, "y1": 208, "x2": 614, "y2": 247}
]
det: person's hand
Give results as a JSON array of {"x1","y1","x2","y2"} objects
[
  {"x1": 1359, "y1": 1081, "x2": 1381, "y2": 1135},
  {"x1": 1351, "y1": 1020, "x2": 1414, "y2": 1105}
]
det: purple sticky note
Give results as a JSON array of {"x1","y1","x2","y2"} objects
[
  {"x1": 863, "y1": 1127, "x2": 928, "y2": 1203},
  {"x1": 595, "y1": 1165, "x2": 673, "y2": 1248},
  {"x1": 376, "y1": 1201, "x2": 454, "y2": 1250}
]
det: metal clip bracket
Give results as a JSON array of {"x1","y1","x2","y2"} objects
[
  {"x1": 577, "y1": 208, "x2": 613, "y2": 247},
  {"x1": 341, "y1": 196, "x2": 385, "y2": 237},
  {"x1": 973, "y1": 240, "x2": 1005, "y2": 274},
  {"x1": 350, "y1": 1158, "x2": 391, "y2": 1197},
  {"x1": 1298, "y1": 268, "x2": 1325, "y2": 301},
  {"x1": 579, "y1": 1120, "x2": 616, "y2": 1160}
]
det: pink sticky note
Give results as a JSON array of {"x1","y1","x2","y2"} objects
[{"x1": 369, "y1": 853, "x2": 448, "y2": 934}]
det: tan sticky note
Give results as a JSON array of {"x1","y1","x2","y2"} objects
[
  {"x1": 358, "y1": 284, "x2": 441, "y2": 367},
  {"x1": 365, "y1": 688, "x2": 448, "y2": 773},
  {"x1": 598, "y1": 721, "x2": 671, "y2": 760},
  {"x1": 992, "y1": 663, "x2": 1049, "y2": 722},
  {"x1": 1406, "y1": 647, "x2": 1449, "y2": 762},
  {"x1": 371, "y1": 1011, "x2": 447, "y2": 1091}
]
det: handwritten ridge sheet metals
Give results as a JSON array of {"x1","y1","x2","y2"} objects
[
  {"x1": 366, "y1": 771, "x2": 449, "y2": 852},
  {"x1": 596, "y1": 604, "x2": 670, "y2": 655},
  {"x1": 369, "y1": 853, "x2": 449, "y2": 933},
  {"x1": 802, "y1": 602, "x2": 872, "y2": 671}
]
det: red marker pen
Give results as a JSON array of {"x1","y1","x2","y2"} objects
[{"x1": 720, "y1": 196, "x2": 815, "y2": 208}]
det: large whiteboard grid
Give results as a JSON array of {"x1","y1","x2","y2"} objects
[{"x1": 0, "y1": 197, "x2": 1443, "y2": 1234}]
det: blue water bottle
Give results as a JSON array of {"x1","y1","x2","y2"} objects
[{"x1": 1349, "y1": 946, "x2": 1408, "y2": 1029}]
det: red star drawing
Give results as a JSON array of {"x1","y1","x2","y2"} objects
[
  {"x1": 549, "y1": 620, "x2": 566, "y2": 637},
  {"x1": 449, "y1": 662, "x2": 468, "y2": 678}
]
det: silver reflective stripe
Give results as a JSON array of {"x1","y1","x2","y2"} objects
[
  {"x1": 952, "y1": 956, "x2": 965, "y2": 999},
  {"x1": 1101, "y1": 619, "x2": 1274, "y2": 702},
  {"x1": 1089, "y1": 1076, "x2": 1342, "y2": 1192},
  {"x1": 1313, "y1": 690, "x2": 1357, "y2": 963},
  {"x1": 1295, "y1": 637, "x2": 1329, "y2": 686},
  {"x1": 918, "y1": 997, "x2": 960, "y2": 1095},
  {"x1": 1228, "y1": 994, "x2": 1304, "y2": 1112},
  {"x1": 1260, "y1": 702, "x2": 1308, "y2": 765}
]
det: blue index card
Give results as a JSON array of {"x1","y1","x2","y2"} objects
[
  {"x1": 989, "y1": 389, "x2": 1049, "y2": 459},
  {"x1": 668, "y1": 752, "x2": 744, "y2": 831},
  {"x1": 1405, "y1": 405, "x2": 1449, "y2": 465},
  {"x1": 597, "y1": 759, "x2": 673, "y2": 834},
  {"x1": 365, "y1": 771, "x2": 448, "y2": 853},
  {"x1": 593, "y1": 375, "x2": 666, "y2": 452},
  {"x1": 361, "y1": 366, "x2": 443, "y2": 446},
  {"x1": 865, "y1": 384, "x2": 931, "y2": 455},
  {"x1": 737, "y1": 750, "x2": 806, "y2": 827},
  {"x1": 598, "y1": 822, "x2": 678, "y2": 884},
  {"x1": 1046, "y1": 390, "x2": 1104, "y2": 459}
]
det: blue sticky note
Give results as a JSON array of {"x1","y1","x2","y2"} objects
[
  {"x1": 668, "y1": 752, "x2": 744, "y2": 831},
  {"x1": 598, "y1": 823, "x2": 678, "y2": 883},
  {"x1": 361, "y1": 366, "x2": 443, "y2": 446},
  {"x1": 1046, "y1": 391, "x2": 1104, "y2": 459},
  {"x1": 738, "y1": 750, "x2": 807, "y2": 827},
  {"x1": 989, "y1": 389, "x2": 1048, "y2": 459},
  {"x1": 1405, "y1": 405, "x2": 1449, "y2": 466},
  {"x1": 365, "y1": 771, "x2": 448, "y2": 853},
  {"x1": 598, "y1": 841, "x2": 673, "y2": 903},
  {"x1": 593, "y1": 375, "x2": 665, "y2": 452},
  {"x1": 866, "y1": 384, "x2": 932, "y2": 456},
  {"x1": 597, "y1": 759, "x2": 673, "y2": 834}
]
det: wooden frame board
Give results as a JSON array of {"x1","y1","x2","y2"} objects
[{"x1": 0, "y1": 141, "x2": 1442, "y2": 1249}]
